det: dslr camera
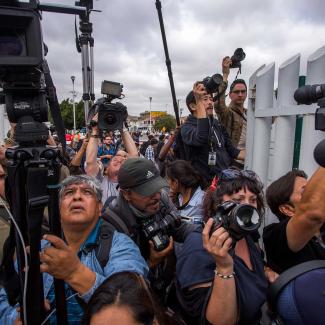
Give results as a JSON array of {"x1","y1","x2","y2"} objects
[
  {"x1": 230, "y1": 48, "x2": 246, "y2": 70},
  {"x1": 211, "y1": 201, "x2": 261, "y2": 242},
  {"x1": 96, "y1": 80, "x2": 128, "y2": 131},
  {"x1": 140, "y1": 210, "x2": 181, "y2": 251},
  {"x1": 202, "y1": 73, "x2": 223, "y2": 94}
]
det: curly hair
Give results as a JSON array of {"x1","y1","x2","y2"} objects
[{"x1": 203, "y1": 176, "x2": 265, "y2": 222}]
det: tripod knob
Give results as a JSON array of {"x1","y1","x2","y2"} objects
[{"x1": 43, "y1": 149, "x2": 56, "y2": 160}]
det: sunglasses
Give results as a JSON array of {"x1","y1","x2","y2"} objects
[
  {"x1": 219, "y1": 168, "x2": 263, "y2": 188},
  {"x1": 231, "y1": 90, "x2": 246, "y2": 94}
]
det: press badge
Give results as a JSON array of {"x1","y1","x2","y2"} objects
[{"x1": 208, "y1": 151, "x2": 216, "y2": 166}]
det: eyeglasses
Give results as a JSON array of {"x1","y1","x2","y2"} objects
[{"x1": 231, "y1": 90, "x2": 246, "y2": 94}]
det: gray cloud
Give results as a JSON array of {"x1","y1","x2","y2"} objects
[{"x1": 38, "y1": 0, "x2": 325, "y2": 116}]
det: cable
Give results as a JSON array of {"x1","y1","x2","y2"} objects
[
  {"x1": 40, "y1": 293, "x2": 78, "y2": 325},
  {"x1": 0, "y1": 196, "x2": 29, "y2": 325}
]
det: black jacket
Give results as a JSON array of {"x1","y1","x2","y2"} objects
[
  {"x1": 103, "y1": 191, "x2": 197, "y2": 260},
  {"x1": 181, "y1": 115, "x2": 240, "y2": 183}
]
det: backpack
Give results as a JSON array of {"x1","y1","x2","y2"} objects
[
  {"x1": 173, "y1": 127, "x2": 191, "y2": 161},
  {"x1": 267, "y1": 260, "x2": 325, "y2": 325}
]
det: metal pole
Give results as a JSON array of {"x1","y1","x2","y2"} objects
[
  {"x1": 71, "y1": 76, "x2": 76, "y2": 133},
  {"x1": 149, "y1": 97, "x2": 152, "y2": 132},
  {"x1": 155, "y1": 0, "x2": 180, "y2": 126}
]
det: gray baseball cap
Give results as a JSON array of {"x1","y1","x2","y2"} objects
[{"x1": 118, "y1": 158, "x2": 168, "y2": 196}]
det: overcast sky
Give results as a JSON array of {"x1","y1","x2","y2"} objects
[{"x1": 39, "y1": 0, "x2": 325, "y2": 116}]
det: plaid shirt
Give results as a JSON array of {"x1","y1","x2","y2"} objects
[{"x1": 145, "y1": 145, "x2": 155, "y2": 162}]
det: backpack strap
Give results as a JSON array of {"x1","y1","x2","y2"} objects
[
  {"x1": 267, "y1": 260, "x2": 325, "y2": 311},
  {"x1": 94, "y1": 219, "x2": 116, "y2": 269},
  {"x1": 101, "y1": 199, "x2": 131, "y2": 236}
]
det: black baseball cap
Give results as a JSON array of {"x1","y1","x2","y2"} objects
[{"x1": 118, "y1": 158, "x2": 168, "y2": 196}]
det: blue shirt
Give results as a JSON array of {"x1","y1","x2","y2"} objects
[
  {"x1": 0, "y1": 219, "x2": 148, "y2": 325},
  {"x1": 97, "y1": 144, "x2": 116, "y2": 166},
  {"x1": 178, "y1": 187, "x2": 205, "y2": 225},
  {"x1": 176, "y1": 231, "x2": 267, "y2": 324}
]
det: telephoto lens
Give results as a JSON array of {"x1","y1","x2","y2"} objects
[{"x1": 211, "y1": 201, "x2": 261, "y2": 242}]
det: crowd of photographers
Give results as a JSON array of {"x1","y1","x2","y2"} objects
[{"x1": 0, "y1": 56, "x2": 325, "y2": 325}]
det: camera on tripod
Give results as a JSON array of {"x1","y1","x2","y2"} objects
[
  {"x1": 96, "y1": 80, "x2": 128, "y2": 131},
  {"x1": 0, "y1": 5, "x2": 49, "y2": 143},
  {"x1": 140, "y1": 210, "x2": 181, "y2": 251},
  {"x1": 210, "y1": 201, "x2": 261, "y2": 243}
]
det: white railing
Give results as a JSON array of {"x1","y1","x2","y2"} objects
[{"x1": 246, "y1": 45, "x2": 325, "y2": 186}]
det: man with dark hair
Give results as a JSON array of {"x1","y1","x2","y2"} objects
[
  {"x1": 97, "y1": 134, "x2": 116, "y2": 167},
  {"x1": 214, "y1": 57, "x2": 247, "y2": 168},
  {"x1": 263, "y1": 169, "x2": 325, "y2": 273},
  {"x1": 182, "y1": 82, "x2": 245, "y2": 184},
  {"x1": 102, "y1": 158, "x2": 196, "y2": 300}
]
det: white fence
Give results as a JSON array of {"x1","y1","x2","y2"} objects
[{"x1": 245, "y1": 45, "x2": 325, "y2": 226}]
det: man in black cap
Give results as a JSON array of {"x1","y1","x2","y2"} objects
[{"x1": 102, "y1": 157, "x2": 197, "y2": 301}]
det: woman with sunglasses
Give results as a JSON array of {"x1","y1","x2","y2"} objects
[{"x1": 176, "y1": 169, "x2": 272, "y2": 325}]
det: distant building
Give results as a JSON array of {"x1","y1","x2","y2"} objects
[{"x1": 139, "y1": 110, "x2": 167, "y2": 125}]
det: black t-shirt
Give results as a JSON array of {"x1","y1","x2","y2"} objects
[
  {"x1": 176, "y1": 231, "x2": 268, "y2": 325},
  {"x1": 263, "y1": 218, "x2": 325, "y2": 273}
]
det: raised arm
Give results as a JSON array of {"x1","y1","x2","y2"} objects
[
  {"x1": 202, "y1": 219, "x2": 237, "y2": 325},
  {"x1": 86, "y1": 116, "x2": 100, "y2": 177},
  {"x1": 287, "y1": 167, "x2": 325, "y2": 252},
  {"x1": 121, "y1": 128, "x2": 138, "y2": 157}
]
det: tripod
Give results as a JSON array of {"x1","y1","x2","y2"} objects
[
  {"x1": 3, "y1": 118, "x2": 67, "y2": 325},
  {"x1": 76, "y1": 0, "x2": 96, "y2": 123}
]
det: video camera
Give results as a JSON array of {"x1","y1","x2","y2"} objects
[
  {"x1": 140, "y1": 210, "x2": 181, "y2": 251},
  {"x1": 211, "y1": 201, "x2": 261, "y2": 243},
  {"x1": 294, "y1": 84, "x2": 325, "y2": 167},
  {"x1": 88, "y1": 80, "x2": 128, "y2": 131},
  {"x1": 294, "y1": 84, "x2": 325, "y2": 131},
  {"x1": 0, "y1": 2, "x2": 94, "y2": 324},
  {"x1": 0, "y1": 4, "x2": 49, "y2": 143}
]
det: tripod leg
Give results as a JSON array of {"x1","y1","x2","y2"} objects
[{"x1": 48, "y1": 183, "x2": 68, "y2": 325}]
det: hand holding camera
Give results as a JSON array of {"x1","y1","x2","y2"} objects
[
  {"x1": 202, "y1": 218, "x2": 234, "y2": 271},
  {"x1": 222, "y1": 56, "x2": 232, "y2": 77},
  {"x1": 148, "y1": 237, "x2": 174, "y2": 268}
]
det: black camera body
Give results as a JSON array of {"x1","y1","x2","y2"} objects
[
  {"x1": 202, "y1": 73, "x2": 223, "y2": 94},
  {"x1": 294, "y1": 84, "x2": 325, "y2": 131},
  {"x1": 211, "y1": 201, "x2": 261, "y2": 242},
  {"x1": 95, "y1": 80, "x2": 127, "y2": 131},
  {"x1": 230, "y1": 48, "x2": 246, "y2": 70},
  {"x1": 98, "y1": 100, "x2": 127, "y2": 131},
  {"x1": 140, "y1": 210, "x2": 181, "y2": 251}
]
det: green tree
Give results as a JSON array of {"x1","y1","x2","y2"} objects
[
  {"x1": 154, "y1": 114, "x2": 176, "y2": 132},
  {"x1": 56, "y1": 98, "x2": 86, "y2": 130}
]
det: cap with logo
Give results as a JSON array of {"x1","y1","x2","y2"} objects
[{"x1": 118, "y1": 158, "x2": 168, "y2": 196}]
